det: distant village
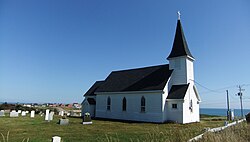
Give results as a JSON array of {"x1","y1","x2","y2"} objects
[{"x1": 0, "y1": 102, "x2": 81, "y2": 109}]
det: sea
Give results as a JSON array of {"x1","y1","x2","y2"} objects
[{"x1": 200, "y1": 108, "x2": 250, "y2": 117}]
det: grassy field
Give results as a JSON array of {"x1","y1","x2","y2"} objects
[
  {"x1": 0, "y1": 115, "x2": 227, "y2": 142},
  {"x1": 198, "y1": 122, "x2": 250, "y2": 142}
]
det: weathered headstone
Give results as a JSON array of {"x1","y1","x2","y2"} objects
[
  {"x1": 59, "y1": 111, "x2": 64, "y2": 116},
  {"x1": 83, "y1": 112, "x2": 92, "y2": 125},
  {"x1": 52, "y1": 136, "x2": 61, "y2": 142},
  {"x1": 59, "y1": 118, "x2": 69, "y2": 125},
  {"x1": 0, "y1": 110, "x2": 5, "y2": 116},
  {"x1": 70, "y1": 111, "x2": 74, "y2": 116},
  {"x1": 21, "y1": 111, "x2": 26, "y2": 116},
  {"x1": 45, "y1": 109, "x2": 50, "y2": 120},
  {"x1": 18, "y1": 110, "x2": 22, "y2": 114},
  {"x1": 10, "y1": 111, "x2": 19, "y2": 117},
  {"x1": 30, "y1": 110, "x2": 35, "y2": 118},
  {"x1": 26, "y1": 111, "x2": 29, "y2": 114},
  {"x1": 49, "y1": 112, "x2": 54, "y2": 121}
]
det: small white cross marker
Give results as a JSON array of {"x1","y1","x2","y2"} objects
[{"x1": 177, "y1": 11, "x2": 181, "y2": 20}]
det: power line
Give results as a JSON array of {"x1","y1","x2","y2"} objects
[
  {"x1": 190, "y1": 79, "x2": 221, "y2": 93},
  {"x1": 190, "y1": 80, "x2": 250, "y2": 96},
  {"x1": 230, "y1": 94, "x2": 238, "y2": 100}
]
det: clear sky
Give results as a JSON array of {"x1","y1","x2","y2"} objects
[{"x1": 0, "y1": 0, "x2": 250, "y2": 109}]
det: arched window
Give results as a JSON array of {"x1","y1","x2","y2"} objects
[
  {"x1": 189, "y1": 99, "x2": 193, "y2": 112},
  {"x1": 122, "y1": 97, "x2": 126, "y2": 111},
  {"x1": 107, "y1": 97, "x2": 111, "y2": 111},
  {"x1": 141, "y1": 96, "x2": 145, "y2": 112}
]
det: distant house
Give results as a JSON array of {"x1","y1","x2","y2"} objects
[
  {"x1": 82, "y1": 17, "x2": 201, "y2": 124},
  {"x1": 73, "y1": 103, "x2": 82, "y2": 109},
  {"x1": 65, "y1": 104, "x2": 73, "y2": 108}
]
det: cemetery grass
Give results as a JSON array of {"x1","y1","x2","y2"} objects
[{"x1": 0, "y1": 115, "x2": 225, "y2": 142}]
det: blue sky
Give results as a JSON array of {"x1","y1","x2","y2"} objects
[{"x1": 0, "y1": 0, "x2": 250, "y2": 109}]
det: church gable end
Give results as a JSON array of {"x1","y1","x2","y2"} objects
[{"x1": 84, "y1": 81, "x2": 105, "y2": 97}]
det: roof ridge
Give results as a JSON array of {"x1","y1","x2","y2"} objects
[{"x1": 111, "y1": 64, "x2": 169, "y2": 73}]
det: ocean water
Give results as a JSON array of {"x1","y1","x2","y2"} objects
[{"x1": 200, "y1": 108, "x2": 250, "y2": 117}]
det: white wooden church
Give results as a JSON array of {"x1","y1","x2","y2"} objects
[{"x1": 82, "y1": 15, "x2": 201, "y2": 124}]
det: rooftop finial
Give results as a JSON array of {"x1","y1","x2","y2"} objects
[{"x1": 177, "y1": 11, "x2": 181, "y2": 20}]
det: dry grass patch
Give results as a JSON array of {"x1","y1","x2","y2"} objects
[{"x1": 198, "y1": 122, "x2": 250, "y2": 142}]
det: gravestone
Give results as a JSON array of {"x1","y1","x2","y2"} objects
[
  {"x1": 10, "y1": 111, "x2": 19, "y2": 117},
  {"x1": 21, "y1": 111, "x2": 26, "y2": 116},
  {"x1": 26, "y1": 111, "x2": 29, "y2": 114},
  {"x1": 82, "y1": 112, "x2": 92, "y2": 125},
  {"x1": 18, "y1": 110, "x2": 22, "y2": 114},
  {"x1": 49, "y1": 112, "x2": 54, "y2": 121},
  {"x1": 0, "y1": 110, "x2": 5, "y2": 116},
  {"x1": 52, "y1": 136, "x2": 61, "y2": 142},
  {"x1": 59, "y1": 111, "x2": 64, "y2": 116},
  {"x1": 59, "y1": 118, "x2": 69, "y2": 125},
  {"x1": 30, "y1": 110, "x2": 35, "y2": 118},
  {"x1": 70, "y1": 111, "x2": 74, "y2": 116},
  {"x1": 45, "y1": 109, "x2": 50, "y2": 121}
]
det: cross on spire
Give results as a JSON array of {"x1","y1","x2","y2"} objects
[{"x1": 177, "y1": 11, "x2": 181, "y2": 20}]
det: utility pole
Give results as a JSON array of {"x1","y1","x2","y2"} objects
[
  {"x1": 226, "y1": 90, "x2": 230, "y2": 121},
  {"x1": 237, "y1": 85, "x2": 245, "y2": 118}
]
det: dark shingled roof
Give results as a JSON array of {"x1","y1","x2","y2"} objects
[
  {"x1": 95, "y1": 64, "x2": 173, "y2": 93},
  {"x1": 87, "y1": 98, "x2": 96, "y2": 105},
  {"x1": 84, "y1": 81, "x2": 105, "y2": 96},
  {"x1": 167, "y1": 20, "x2": 194, "y2": 59},
  {"x1": 167, "y1": 84, "x2": 189, "y2": 99}
]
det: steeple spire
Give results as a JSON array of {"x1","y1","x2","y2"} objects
[{"x1": 167, "y1": 13, "x2": 194, "y2": 60}]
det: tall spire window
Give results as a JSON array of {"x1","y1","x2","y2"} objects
[
  {"x1": 122, "y1": 97, "x2": 126, "y2": 111},
  {"x1": 107, "y1": 97, "x2": 111, "y2": 111},
  {"x1": 141, "y1": 96, "x2": 146, "y2": 112},
  {"x1": 189, "y1": 99, "x2": 193, "y2": 112}
]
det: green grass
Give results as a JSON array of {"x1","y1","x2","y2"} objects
[{"x1": 0, "y1": 115, "x2": 226, "y2": 142}]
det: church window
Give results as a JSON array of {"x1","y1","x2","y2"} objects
[
  {"x1": 122, "y1": 97, "x2": 126, "y2": 111},
  {"x1": 141, "y1": 96, "x2": 146, "y2": 112},
  {"x1": 189, "y1": 100, "x2": 193, "y2": 112},
  {"x1": 172, "y1": 104, "x2": 177, "y2": 109},
  {"x1": 107, "y1": 97, "x2": 111, "y2": 111}
]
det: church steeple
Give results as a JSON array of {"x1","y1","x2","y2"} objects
[{"x1": 167, "y1": 13, "x2": 194, "y2": 60}]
